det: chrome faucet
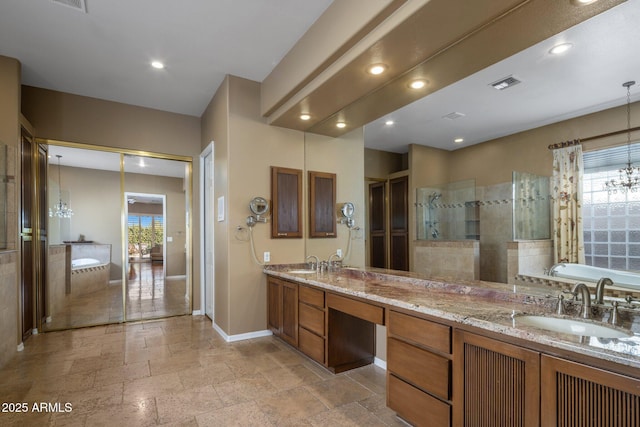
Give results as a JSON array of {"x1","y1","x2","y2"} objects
[
  {"x1": 327, "y1": 253, "x2": 342, "y2": 271},
  {"x1": 572, "y1": 283, "x2": 592, "y2": 319},
  {"x1": 595, "y1": 277, "x2": 613, "y2": 305},
  {"x1": 305, "y1": 255, "x2": 319, "y2": 271}
]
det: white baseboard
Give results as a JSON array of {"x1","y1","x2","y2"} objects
[
  {"x1": 374, "y1": 357, "x2": 387, "y2": 370},
  {"x1": 212, "y1": 323, "x2": 273, "y2": 342},
  {"x1": 192, "y1": 310, "x2": 202, "y2": 316}
]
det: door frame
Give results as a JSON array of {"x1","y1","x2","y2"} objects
[
  {"x1": 124, "y1": 192, "x2": 167, "y2": 276},
  {"x1": 200, "y1": 142, "x2": 215, "y2": 322}
]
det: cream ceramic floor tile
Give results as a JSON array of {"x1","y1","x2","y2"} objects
[
  {"x1": 307, "y1": 401, "x2": 388, "y2": 427},
  {"x1": 2, "y1": 316, "x2": 401, "y2": 426},
  {"x1": 256, "y1": 386, "x2": 329, "y2": 425},
  {"x1": 304, "y1": 376, "x2": 375, "y2": 409},
  {"x1": 195, "y1": 401, "x2": 274, "y2": 427},
  {"x1": 213, "y1": 373, "x2": 278, "y2": 407},
  {"x1": 155, "y1": 384, "x2": 223, "y2": 425}
]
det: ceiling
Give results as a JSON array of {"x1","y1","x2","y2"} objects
[
  {"x1": 1, "y1": 0, "x2": 638, "y2": 155},
  {"x1": 365, "y1": 0, "x2": 640, "y2": 153},
  {"x1": 0, "y1": 0, "x2": 333, "y2": 117}
]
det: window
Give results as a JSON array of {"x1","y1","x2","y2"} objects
[
  {"x1": 582, "y1": 143, "x2": 640, "y2": 271},
  {"x1": 127, "y1": 214, "x2": 164, "y2": 259}
]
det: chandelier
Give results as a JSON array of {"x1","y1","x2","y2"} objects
[
  {"x1": 605, "y1": 81, "x2": 640, "y2": 194},
  {"x1": 49, "y1": 155, "x2": 74, "y2": 218}
]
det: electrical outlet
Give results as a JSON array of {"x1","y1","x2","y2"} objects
[
  {"x1": 263, "y1": 251, "x2": 270, "y2": 263},
  {"x1": 336, "y1": 249, "x2": 342, "y2": 258}
]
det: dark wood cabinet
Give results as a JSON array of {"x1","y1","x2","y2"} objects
[
  {"x1": 271, "y1": 166, "x2": 302, "y2": 238},
  {"x1": 453, "y1": 330, "x2": 540, "y2": 427},
  {"x1": 369, "y1": 181, "x2": 386, "y2": 268},
  {"x1": 298, "y1": 285, "x2": 326, "y2": 364},
  {"x1": 309, "y1": 171, "x2": 336, "y2": 238},
  {"x1": 267, "y1": 277, "x2": 298, "y2": 347},
  {"x1": 541, "y1": 355, "x2": 640, "y2": 427}
]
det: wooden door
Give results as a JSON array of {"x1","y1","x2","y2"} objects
[
  {"x1": 369, "y1": 181, "x2": 386, "y2": 268},
  {"x1": 267, "y1": 277, "x2": 282, "y2": 335},
  {"x1": 389, "y1": 176, "x2": 408, "y2": 271},
  {"x1": 36, "y1": 144, "x2": 48, "y2": 326},
  {"x1": 453, "y1": 330, "x2": 540, "y2": 427},
  {"x1": 20, "y1": 128, "x2": 34, "y2": 340}
]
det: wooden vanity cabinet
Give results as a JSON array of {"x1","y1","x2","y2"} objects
[
  {"x1": 452, "y1": 330, "x2": 540, "y2": 427},
  {"x1": 267, "y1": 277, "x2": 297, "y2": 346},
  {"x1": 298, "y1": 285, "x2": 326, "y2": 364},
  {"x1": 541, "y1": 355, "x2": 640, "y2": 426},
  {"x1": 387, "y1": 310, "x2": 452, "y2": 427}
]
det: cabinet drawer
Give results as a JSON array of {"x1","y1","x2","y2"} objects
[
  {"x1": 299, "y1": 303, "x2": 324, "y2": 336},
  {"x1": 327, "y1": 293, "x2": 384, "y2": 324},
  {"x1": 388, "y1": 337, "x2": 450, "y2": 400},
  {"x1": 388, "y1": 374, "x2": 450, "y2": 427},
  {"x1": 389, "y1": 310, "x2": 450, "y2": 354},
  {"x1": 299, "y1": 285, "x2": 324, "y2": 308},
  {"x1": 298, "y1": 327, "x2": 325, "y2": 364}
]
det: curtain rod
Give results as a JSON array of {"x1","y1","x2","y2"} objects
[{"x1": 548, "y1": 126, "x2": 640, "y2": 150}]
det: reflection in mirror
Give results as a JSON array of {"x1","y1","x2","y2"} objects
[
  {"x1": 124, "y1": 154, "x2": 190, "y2": 322},
  {"x1": 0, "y1": 141, "x2": 7, "y2": 250},
  {"x1": 43, "y1": 145, "x2": 191, "y2": 331},
  {"x1": 45, "y1": 146, "x2": 122, "y2": 330}
]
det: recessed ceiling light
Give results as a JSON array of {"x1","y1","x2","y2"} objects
[
  {"x1": 549, "y1": 43, "x2": 573, "y2": 55},
  {"x1": 385, "y1": 120, "x2": 395, "y2": 126},
  {"x1": 368, "y1": 64, "x2": 387, "y2": 75},
  {"x1": 300, "y1": 114, "x2": 311, "y2": 121},
  {"x1": 336, "y1": 122, "x2": 346, "y2": 129},
  {"x1": 409, "y1": 79, "x2": 427, "y2": 89},
  {"x1": 151, "y1": 61, "x2": 165, "y2": 69},
  {"x1": 570, "y1": 0, "x2": 599, "y2": 5},
  {"x1": 454, "y1": 138, "x2": 464, "y2": 143}
]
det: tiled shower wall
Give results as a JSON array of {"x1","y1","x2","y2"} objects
[{"x1": 477, "y1": 182, "x2": 513, "y2": 283}]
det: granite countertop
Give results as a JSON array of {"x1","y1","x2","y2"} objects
[{"x1": 264, "y1": 264, "x2": 640, "y2": 370}]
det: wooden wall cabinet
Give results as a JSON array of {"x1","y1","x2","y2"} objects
[
  {"x1": 271, "y1": 166, "x2": 302, "y2": 238},
  {"x1": 309, "y1": 171, "x2": 336, "y2": 238}
]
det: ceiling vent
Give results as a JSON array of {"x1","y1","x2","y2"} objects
[
  {"x1": 442, "y1": 112, "x2": 466, "y2": 120},
  {"x1": 51, "y1": 0, "x2": 87, "y2": 13},
  {"x1": 490, "y1": 76, "x2": 521, "y2": 90}
]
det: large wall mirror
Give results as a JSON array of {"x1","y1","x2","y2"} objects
[{"x1": 43, "y1": 141, "x2": 192, "y2": 331}]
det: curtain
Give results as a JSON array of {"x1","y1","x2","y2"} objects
[{"x1": 551, "y1": 145, "x2": 585, "y2": 264}]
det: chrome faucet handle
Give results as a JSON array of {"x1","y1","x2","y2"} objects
[
  {"x1": 556, "y1": 294, "x2": 565, "y2": 315},
  {"x1": 610, "y1": 301, "x2": 620, "y2": 326},
  {"x1": 624, "y1": 295, "x2": 639, "y2": 308},
  {"x1": 561, "y1": 289, "x2": 577, "y2": 300}
]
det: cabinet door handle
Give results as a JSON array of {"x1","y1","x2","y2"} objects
[
  {"x1": 325, "y1": 233, "x2": 335, "y2": 236},
  {"x1": 277, "y1": 233, "x2": 288, "y2": 236}
]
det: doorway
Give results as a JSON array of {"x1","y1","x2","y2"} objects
[{"x1": 201, "y1": 144, "x2": 214, "y2": 321}]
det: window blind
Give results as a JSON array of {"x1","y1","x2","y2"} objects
[{"x1": 583, "y1": 141, "x2": 640, "y2": 172}]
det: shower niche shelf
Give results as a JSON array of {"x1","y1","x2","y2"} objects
[{"x1": 464, "y1": 201, "x2": 480, "y2": 240}]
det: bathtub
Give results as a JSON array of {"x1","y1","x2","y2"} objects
[
  {"x1": 549, "y1": 263, "x2": 640, "y2": 290},
  {"x1": 65, "y1": 244, "x2": 112, "y2": 295}
]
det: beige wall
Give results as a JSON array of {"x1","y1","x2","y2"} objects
[
  {"x1": 21, "y1": 86, "x2": 202, "y2": 309},
  {"x1": 202, "y1": 75, "x2": 366, "y2": 337}
]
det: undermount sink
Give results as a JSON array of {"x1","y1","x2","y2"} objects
[
  {"x1": 513, "y1": 315, "x2": 632, "y2": 339},
  {"x1": 286, "y1": 269, "x2": 317, "y2": 274}
]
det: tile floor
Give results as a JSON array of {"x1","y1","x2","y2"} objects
[
  {"x1": 43, "y1": 262, "x2": 190, "y2": 332},
  {"x1": 0, "y1": 315, "x2": 405, "y2": 426}
]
